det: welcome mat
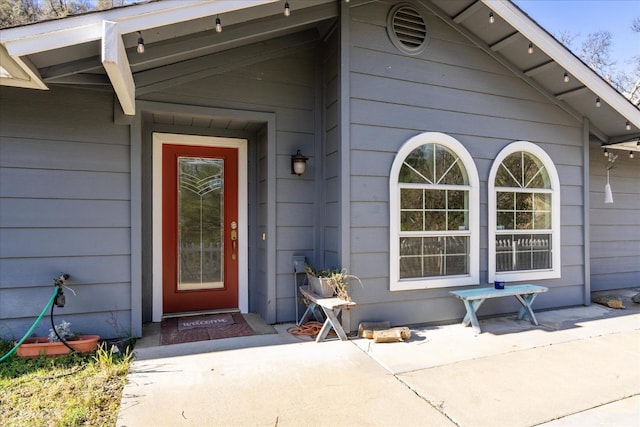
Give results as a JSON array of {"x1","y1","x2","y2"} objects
[
  {"x1": 178, "y1": 314, "x2": 234, "y2": 331},
  {"x1": 161, "y1": 313, "x2": 255, "y2": 345}
]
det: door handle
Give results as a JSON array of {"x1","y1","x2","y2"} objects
[{"x1": 231, "y1": 221, "x2": 237, "y2": 260}]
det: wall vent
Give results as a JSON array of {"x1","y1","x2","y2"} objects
[{"x1": 387, "y1": 4, "x2": 428, "y2": 55}]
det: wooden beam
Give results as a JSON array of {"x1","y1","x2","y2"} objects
[
  {"x1": 607, "y1": 133, "x2": 640, "y2": 145},
  {"x1": 102, "y1": 21, "x2": 135, "y2": 115},
  {"x1": 524, "y1": 60, "x2": 555, "y2": 77},
  {"x1": 136, "y1": 30, "x2": 319, "y2": 95},
  {"x1": 490, "y1": 31, "x2": 520, "y2": 52},
  {"x1": 453, "y1": 1, "x2": 484, "y2": 24},
  {"x1": 46, "y1": 74, "x2": 111, "y2": 86},
  {"x1": 556, "y1": 86, "x2": 589, "y2": 100},
  {"x1": 0, "y1": 44, "x2": 47, "y2": 89},
  {"x1": 41, "y1": 56, "x2": 102, "y2": 80},
  {"x1": 0, "y1": 44, "x2": 30, "y2": 80}
]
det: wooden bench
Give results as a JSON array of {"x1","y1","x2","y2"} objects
[
  {"x1": 298, "y1": 286, "x2": 356, "y2": 343},
  {"x1": 450, "y1": 284, "x2": 548, "y2": 333}
]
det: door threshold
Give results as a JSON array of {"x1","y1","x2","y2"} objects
[{"x1": 162, "y1": 308, "x2": 240, "y2": 319}]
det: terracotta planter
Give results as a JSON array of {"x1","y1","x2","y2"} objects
[
  {"x1": 307, "y1": 273, "x2": 335, "y2": 297},
  {"x1": 16, "y1": 335, "x2": 100, "y2": 358}
]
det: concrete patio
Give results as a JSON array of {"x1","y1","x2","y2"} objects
[{"x1": 117, "y1": 289, "x2": 640, "y2": 426}]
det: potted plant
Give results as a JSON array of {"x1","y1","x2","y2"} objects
[
  {"x1": 16, "y1": 320, "x2": 100, "y2": 358},
  {"x1": 305, "y1": 264, "x2": 362, "y2": 301}
]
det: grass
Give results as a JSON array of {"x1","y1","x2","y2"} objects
[{"x1": 0, "y1": 340, "x2": 132, "y2": 427}]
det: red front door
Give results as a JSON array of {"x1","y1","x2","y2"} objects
[{"x1": 162, "y1": 144, "x2": 239, "y2": 313}]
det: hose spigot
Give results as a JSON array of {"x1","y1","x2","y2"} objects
[
  {"x1": 53, "y1": 273, "x2": 70, "y2": 307},
  {"x1": 53, "y1": 273, "x2": 70, "y2": 287}
]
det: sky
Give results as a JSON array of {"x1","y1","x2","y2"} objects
[{"x1": 514, "y1": 0, "x2": 640, "y2": 75}]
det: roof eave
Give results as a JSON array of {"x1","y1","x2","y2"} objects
[
  {"x1": 0, "y1": 0, "x2": 279, "y2": 95},
  {"x1": 484, "y1": 0, "x2": 640, "y2": 130},
  {"x1": 0, "y1": 0, "x2": 279, "y2": 57}
]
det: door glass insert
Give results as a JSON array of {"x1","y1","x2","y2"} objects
[{"x1": 178, "y1": 157, "x2": 224, "y2": 290}]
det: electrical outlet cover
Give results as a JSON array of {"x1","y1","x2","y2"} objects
[{"x1": 293, "y1": 255, "x2": 306, "y2": 273}]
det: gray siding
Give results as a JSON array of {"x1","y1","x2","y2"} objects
[
  {"x1": 589, "y1": 142, "x2": 640, "y2": 290},
  {"x1": 345, "y1": 1, "x2": 586, "y2": 327},
  {"x1": 4, "y1": 1, "x2": 632, "y2": 337},
  {"x1": 140, "y1": 45, "x2": 321, "y2": 323},
  {"x1": 0, "y1": 86, "x2": 132, "y2": 340}
]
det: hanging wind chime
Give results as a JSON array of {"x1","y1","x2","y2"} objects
[{"x1": 604, "y1": 151, "x2": 618, "y2": 204}]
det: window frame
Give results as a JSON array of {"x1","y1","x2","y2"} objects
[
  {"x1": 390, "y1": 132, "x2": 479, "y2": 291},
  {"x1": 488, "y1": 141, "x2": 561, "y2": 282}
]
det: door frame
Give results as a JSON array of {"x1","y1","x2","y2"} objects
[{"x1": 152, "y1": 132, "x2": 248, "y2": 321}]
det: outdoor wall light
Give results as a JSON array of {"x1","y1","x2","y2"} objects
[
  {"x1": 284, "y1": 1, "x2": 290, "y2": 16},
  {"x1": 291, "y1": 150, "x2": 308, "y2": 176},
  {"x1": 528, "y1": 42, "x2": 533, "y2": 54},
  {"x1": 563, "y1": 72, "x2": 569, "y2": 83},
  {"x1": 625, "y1": 121, "x2": 631, "y2": 131},
  {"x1": 489, "y1": 11, "x2": 495, "y2": 24},
  {"x1": 215, "y1": 15, "x2": 222, "y2": 33},
  {"x1": 595, "y1": 97, "x2": 601, "y2": 107}
]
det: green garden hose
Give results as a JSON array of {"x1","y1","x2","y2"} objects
[{"x1": 0, "y1": 287, "x2": 58, "y2": 363}]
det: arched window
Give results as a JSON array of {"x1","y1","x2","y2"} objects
[
  {"x1": 488, "y1": 141, "x2": 561, "y2": 282},
  {"x1": 390, "y1": 132, "x2": 479, "y2": 290}
]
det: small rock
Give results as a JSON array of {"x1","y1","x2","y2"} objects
[
  {"x1": 632, "y1": 292, "x2": 640, "y2": 304},
  {"x1": 592, "y1": 294, "x2": 625, "y2": 309}
]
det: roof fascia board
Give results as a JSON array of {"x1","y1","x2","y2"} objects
[
  {"x1": 102, "y1": 21, "x2": 135, "y2": 115},
  {"x1": 418, "y1": 0, "x2": 608, "y2": 141},
  {"x1": 484, "y1": 0, "x2": 640, "y2": 129},
  {"x1": 2, "y1": 0, "x2": 280, "y2": 57},
  {"x1": 0, "y1": 44, "x2": 30, "y2": 79},
  {"x1": 0, "y1": 0, "x2": 204, "y2": 40}
]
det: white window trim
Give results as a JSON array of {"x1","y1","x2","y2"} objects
[
  {"x1": 390, "y1": 132, "x2": 480, "y2": 291},
  {"x1": 488, "y1": 141, "x2": 561, "y2": 282}
]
